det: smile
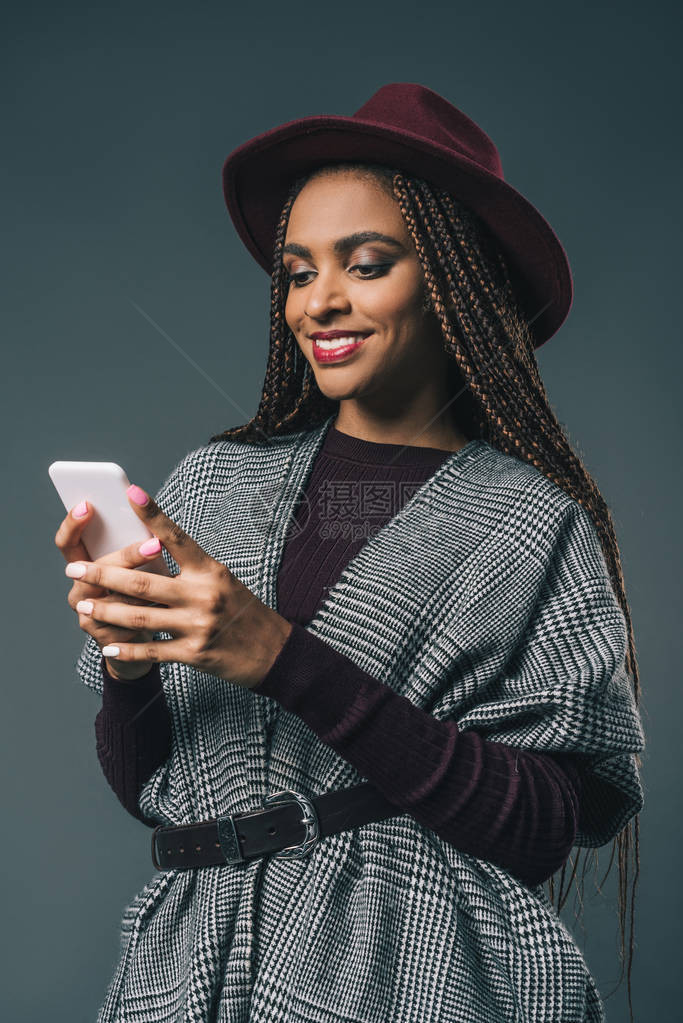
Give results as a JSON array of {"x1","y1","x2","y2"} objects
[{"x1": 311, "y1": 335, "x2": 372, "y2": 363}]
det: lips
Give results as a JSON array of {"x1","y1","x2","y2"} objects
[{"x1": 311, "y1": 334, "x2": 372, "y2": 363}]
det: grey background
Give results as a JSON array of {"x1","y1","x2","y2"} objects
[{"x1": 2, "y1": 1, "x2": 679, "y2": 1018}]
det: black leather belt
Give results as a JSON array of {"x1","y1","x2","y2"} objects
[{"x1": 151, "y1": 782, "x2": 402, "y2": 870}]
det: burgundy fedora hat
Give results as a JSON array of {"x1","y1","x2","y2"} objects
[{"x1": 222, "y1": 82, "x2": 573, "y2": 349}]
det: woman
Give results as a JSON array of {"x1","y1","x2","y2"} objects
[{"x1": 56, "y1": 83, "x2": 645, "y2": 1022}]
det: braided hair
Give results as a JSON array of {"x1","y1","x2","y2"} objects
[{"x1": 209, "y1": 161, "x2": 643, "y2": 1022}]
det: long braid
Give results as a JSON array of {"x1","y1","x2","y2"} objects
[
  {"x1": 208, "y1": 185, "x2": 336, "y2": 445},
  {"x1": 209, "y1": 162, "x2": 643, "y2": 1022},
  {"x1": 389, "y1": 171, "x2": 643, "y2": 1019}
]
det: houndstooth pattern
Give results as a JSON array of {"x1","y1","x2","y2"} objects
[{"x1": 76, "y1": 413, "x2": 645, "y2": 1022}]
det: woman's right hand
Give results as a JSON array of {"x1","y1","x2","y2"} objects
[{"x1": 55, "y1": 501, "x2": 169, "y2": 681}]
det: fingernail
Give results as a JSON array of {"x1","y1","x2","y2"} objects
[
  {"x1": 76, "y1": 600, "x2": 93, "y2": 614},
  {"x1": 65, "y1": 562, "x2": 87, "y2": 578},
  {"x1": 73, "y1": 501, "x2": 88, "y2": 518},
  {"x1": 127, "y1": 484, "x2": 149, "y2": 506},
  {"x1": 102, "y1": 645, "x2": 120, "y2": 656},
  {"x1": 139, "y1": 536, "x2": 161, "y2": 556}
]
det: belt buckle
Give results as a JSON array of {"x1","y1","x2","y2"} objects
[
  {"x1": 213, "y1": 788, "x2": 321, "y2": 866},
  {"x1": 261, "y1": 788, "x2": 320, "y2": 860}
]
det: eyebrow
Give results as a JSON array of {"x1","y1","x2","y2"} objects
[{"x1": 282, "y1": 231, "x2": 406, "y2": 259}]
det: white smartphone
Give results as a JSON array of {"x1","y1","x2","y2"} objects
[{"x1": 48, "y1": 460, "x2": 170, "y2": 574}]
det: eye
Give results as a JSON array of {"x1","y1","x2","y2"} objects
[
  {"x1": 285, "y1": 263, "x2": 392, "y2": 288},
  {"x1": 352, "y1": 263, "x2": 392, "y2": 278},
  {"x1": 286, "y1": 270, "x2": 314, "y2": 288}
]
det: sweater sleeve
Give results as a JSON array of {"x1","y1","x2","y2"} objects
[
  {"x1": 94, "y1": 655, "x2": 172, "y2": 825},
  {"x1": 253, "y1": 622, "x2": 582, "y2": 888}
]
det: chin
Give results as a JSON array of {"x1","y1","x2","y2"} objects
[
  {"x1": 316, "y1": 385, "x2": 361, "y2": 403},
  {"x1": 314, "y1": 364, "x2": 365, "y2": 383},
  {"x1": 310, "y1": 367, "x2": 365, "y2": 395}
]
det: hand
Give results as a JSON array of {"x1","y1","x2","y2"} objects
[
  {"x1": 55, "y1": 499, "x2": 171, "y2": 680},
  {"x1": 63, "y1": 483, "x2": 293, "y2": 690}
]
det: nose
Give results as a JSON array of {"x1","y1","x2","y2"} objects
[{"x1": 304, "y1": 268, "x2": 352, "y2": 321}]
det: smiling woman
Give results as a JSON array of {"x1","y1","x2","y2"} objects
[{"x1": 66, "y1": 83, "x2": 646, "y2": 1023}]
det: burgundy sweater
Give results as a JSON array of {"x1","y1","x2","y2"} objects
[{"x1": 94, "y1": 425, "x2": 583, "y2": 887}]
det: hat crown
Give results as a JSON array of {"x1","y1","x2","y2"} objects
[{"x1": 352, "y1": 83, "x2": 503, "y2": 179}]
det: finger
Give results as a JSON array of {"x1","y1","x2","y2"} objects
[
  {"x1": 65, "y1": 560, "x2": 179, "y2": 605},
  {"x1": 68, "y1": 581, "x2": 110, "y2": 609},
  {"x1": 95, "y1": 536, "x2": 171, "y2": 604},
  {"x1": 126, "y1": 484, "x2": 207, "y2": 570},
  {"x1": 75, "y1": 596, "x2": 183, "y2": 633},
  {"x1": 60, "y1": 510, "x2": 169, "y2": 604},
  {"x1": 96, "y1": 535, "x2": 171, "y2": 578},
  {"x1": 68, "y1": 581, "x2": 160, "y2": 612},
  {"x1": 54, "y1": 501, "x2": 93, "y2": 564},
  {"x1": 67, "y1": 574, "x2": 151, "y2": 609},
  {"x1": 100, "y1": 637, "x2": 188, "y2": 665},
  {"x1": 76, "y1": 612, "x2": 153, "y2": 645}
]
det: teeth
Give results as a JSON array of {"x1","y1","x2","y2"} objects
[{"x1": 314, "y1": 336, "x2": 366, "y2": 349}]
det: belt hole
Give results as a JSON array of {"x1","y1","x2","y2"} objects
[
  {"x1": 268, "y1": 825, "x2": 277, "y2": 836},
  {"x1": 214, "y1": 841, "x2": 220, "y2": 848},
  {"x1": 195, "y1": 844, "x2": 201, "y2": 852},
  {"x1": 179, "y1": 847, "x2": 184, "y2": 853}
]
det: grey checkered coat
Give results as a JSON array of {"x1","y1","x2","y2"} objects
[{"x1": 77, "y1": 413, "x2": 645, "y2": 1022}]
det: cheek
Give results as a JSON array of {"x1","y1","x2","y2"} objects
[
  {"x1": 370, "y1": 275, "x2": 425, "y2": 325},
  {"x1": 375, "y1": 297, "x2": 424, "y2": 331}
]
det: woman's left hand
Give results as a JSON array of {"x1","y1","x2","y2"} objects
[{"x1": 65, "y1": 483, "x2": 293, "y2": 690}]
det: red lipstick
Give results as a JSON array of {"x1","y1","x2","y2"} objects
[{"x1": 310, "y1": 330, "x2": 373, "y2": 363}]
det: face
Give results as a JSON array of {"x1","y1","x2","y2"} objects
[{"x1": 282, "y1": 170, "x2": 455, "y2": 428}]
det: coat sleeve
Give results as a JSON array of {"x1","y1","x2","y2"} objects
[
  {"x1": 450, "y1": 498, "x2": 646, "y2": 850},
  {"x1": 74, "y1": 452, "x2": 189, "y2": 697}
]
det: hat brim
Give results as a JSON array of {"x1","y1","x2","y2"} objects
[{"x1": 222, "y1": 115, "x2": 573, "y2": 349}]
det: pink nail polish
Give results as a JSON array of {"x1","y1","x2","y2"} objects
[
  {"x1": 73, "y1": 500, "x2": 88, "y2": 518},
  {"x1": 139, "y1": 536, "x2": 161, "y2": 556},
  {"x1": 127, "y1": 484, "x2": 149, "y2": 506}
]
